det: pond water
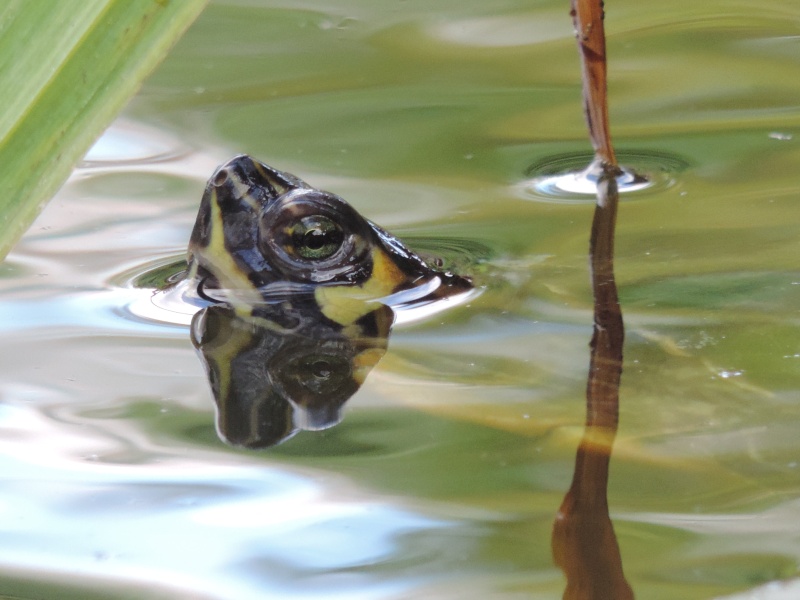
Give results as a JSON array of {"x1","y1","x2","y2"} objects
[{"x1": 2, "y1": 1, "x2": 800, "y2": 598}]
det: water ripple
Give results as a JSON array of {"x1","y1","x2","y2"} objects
[{"x1": 517, "y1": 149, "x2": 691, "y2": 203}]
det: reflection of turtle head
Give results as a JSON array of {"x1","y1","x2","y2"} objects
[{"x1": 190, "y1": 303, "x2": 393, "y2": 448}]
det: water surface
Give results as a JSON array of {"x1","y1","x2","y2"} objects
[{"x1": 2, "y1": 1, "x2": 800, "y2": 598}]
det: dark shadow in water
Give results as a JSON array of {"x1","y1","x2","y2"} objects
[
  {"x1": 551, "y1": 173, "x2": 633, "y2": 600},
  {"x1": 191, "y1": 301, "x2": 393, "y2": 448},
  {"x1": 551, "y1": 0, "x2": 633, "y2": 597}
]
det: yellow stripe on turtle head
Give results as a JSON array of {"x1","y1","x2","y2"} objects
[
  {"x1": 351, "y1": 347, "x2": 387, "y2": 385},
  {"x1": 314, "y1": 247, "x2": 407, "y2": 326},
  {"x1": 202, "y1": 189, "x2": 262, "y2": 306}
]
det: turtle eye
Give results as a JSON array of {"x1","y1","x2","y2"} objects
[
  {"x1": 259, "y1": 189, "x2": 373, "y2": 283},
  {"x1": 289, "y1": 215, "x2": 345, "y2": 260}
]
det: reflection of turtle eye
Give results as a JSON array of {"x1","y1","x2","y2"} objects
[
  {"x1": 311, "y1": 359, "x2": 332, "y2": 379},
  {"x1": 290, "y1": 215, "x2": 344, "y2": 260},
  {"x1": 278, "y1": 352, "x2": 353, "y2": 398}
]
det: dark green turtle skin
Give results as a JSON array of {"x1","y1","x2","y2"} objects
[
  {"x1": 187, "y1": 155, "x2": 472, "y2": 448},
  {"x1": 191, "y1": 302, "x2": 392, "y2": 449},
  {"x1": 187, "y1": 154, "x2": 471, "y2": 325}
]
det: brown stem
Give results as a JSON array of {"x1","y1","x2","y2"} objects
[{"x1": 571, "y1": 0, "x2": 617, "y2": 167}]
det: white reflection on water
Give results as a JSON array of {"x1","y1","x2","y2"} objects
[
  {"x1": 0, "y1": 473, "x2": 441, "y2": 599},
  {"x1": 82, "y1": 119, "x2": 187, "y2": 166},
  {"x1": 720, "y1": 579, "x2": 800, "y2": 600},
  {"x1": 432, "y1": 13, "x2": 570, "y2": 47},
  {"x1": 0, "y1": 291, "x2": 190, "y2": 334},
  {"x1": 0, "y1": 403, "x2": 448, "y2": 599}
]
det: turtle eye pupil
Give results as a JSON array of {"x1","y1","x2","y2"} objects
[
  {"x1": 291, "y1": 215, "x2": 344, "y2": 260},
  {"x1": 303, "y1": 229, "x2": 326, "y2": 250}
]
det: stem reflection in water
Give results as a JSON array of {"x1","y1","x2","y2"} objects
[
  {"x1": 552, "y1": 0, "x2": 633, "y2": 597},
  {"x1": 551, "y1": 173, "x2": 632, "y2": 600}
]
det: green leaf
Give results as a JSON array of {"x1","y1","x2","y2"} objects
[{"x1": 0, "y1": 0, "x2": 207, "y2": 259}]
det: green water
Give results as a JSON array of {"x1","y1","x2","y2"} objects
[{"x1": 1, "y1": 1, "x2": 800, "y2": 598}]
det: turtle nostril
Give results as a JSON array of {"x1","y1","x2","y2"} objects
[{"x1": 213, "y1": 168, "x2": 229, "y2": 186}]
